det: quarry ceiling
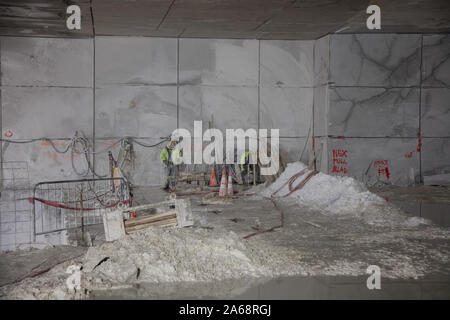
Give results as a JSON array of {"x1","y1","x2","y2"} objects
[{"x1": 0, "y1": 0, "x2": 449, "y2": 39}]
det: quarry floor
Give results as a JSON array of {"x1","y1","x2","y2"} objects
[{"x1": 0, "y1": 185, "x2": 449, "y2": 299}]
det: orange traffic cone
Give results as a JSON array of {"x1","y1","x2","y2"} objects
[
  {"x1": 219, "y1": 167, "x2": 227, "y2": 197},
  {"x1": 209, "y1": 166, "x2": 218, "y2": 187},
  {"x1": 227, "y1": 170, "x2": 233, "y2": 195}
]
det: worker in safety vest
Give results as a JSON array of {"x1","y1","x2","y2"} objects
[
  {"x1": 160, "y1": 139, "x2": 182, "y2": 191},
  {"x1": 239, "y1": 151, "x2": 250, "y2": 184},
  {"x1": 240, "y1": 151, "x2": 250, "y2": 170}
]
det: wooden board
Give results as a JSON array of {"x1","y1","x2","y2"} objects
[
  {"x1": 125, "y1": 217, "x2": 178, "y2": 233},
  {"x1": 124, "y1": 210, "x2": 176, "y2": 228}
]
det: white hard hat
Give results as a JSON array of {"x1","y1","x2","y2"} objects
[{"x1": 170, "y1": 132, "x2": 180, "y2": 142}]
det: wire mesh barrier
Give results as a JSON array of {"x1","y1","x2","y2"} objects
[
  {"x1": 32, "y1": 178, "x2": 131, "y2": 241},
  {"x1": 0, "y1": 161, "x2": 32, "y2": 251}
]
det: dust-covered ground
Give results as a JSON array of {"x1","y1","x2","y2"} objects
[{"x1": 1, "y1": 162, "x2": 449, "y2": 299}]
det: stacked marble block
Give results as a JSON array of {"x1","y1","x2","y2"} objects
[{"x1": 313, "y1": 34, "x2": 450, "y2": 186}]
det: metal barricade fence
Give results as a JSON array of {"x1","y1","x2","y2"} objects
[{"x1": 32, "y1": 177, "x2": 131, "y2": 240}]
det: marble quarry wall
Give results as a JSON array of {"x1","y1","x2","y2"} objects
[
  {"x1": 0, "y1": 34, "x2": 449, "y2": 251},
  {"x1": 0, "y1": 36, "x2": 315, "y2": 187},
  {"x1": 313, "y1": 34, "x2": 450, "y2": 186},
  {"x1": 0, "y1": 34, "x2": 448, "y2": 188}
]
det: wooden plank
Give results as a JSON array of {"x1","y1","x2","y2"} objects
[
  {"x1": 125, "y1": 213, "x2": 176, "y2": 228},
  {"x1": 121, "y1": 200, "x2": 175, "y2": 213},
  {"x1": 124, "y1": 210, "x2": 176, "y2": 227},
  {"x1": 125, "y1": 217, "x2": 178, "y2": 233}
]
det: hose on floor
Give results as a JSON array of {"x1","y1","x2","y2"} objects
[{"x1": 242, "y1": 168, "x2": 318, "y2": 239}]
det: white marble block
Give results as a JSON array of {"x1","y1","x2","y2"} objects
[
  {"x1": 421, "y1": 88, "x2": 450, "y2": 137},
  {"x1": 1, "y1": 37, "x2": 93, "y2": 87},
  {"x1": 95, "y1": 37, "x2": 177, "y2": 85},
  {"x1": 95, "y1": 85, "x2": 177, "y2": 138},
  {"x1": 327, "y1": 138, "x2": 420, "y2": 186},
  {"x1": 260, "y1": 87, "x2": 313, "y2": 137},
  {"x1": 179, "y1": 38, "x2": 258, "y2": 86},
  {"x1": 422, "y1": 34, "x2": 450, "y2": 88},
  {"x1": 260, "y1": 40, "x2": 314, "y2": 87},
  {"x1": 328, "y1": 87, "x2": 419, "y2": 137},
  {"x1": 330, "y1": 34, "x2": 421, "y2": 87}
]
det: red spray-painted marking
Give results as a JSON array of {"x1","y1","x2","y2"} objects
[
  {"x1": 332, "y1": 149, "x2": 348, "y2": 174},
  {"x1": 312, "y1": 136, "x2": 315, "y2": 150},
  {"x1": 374, "y1": 160, "x2": 388, "y2": 167},
  {"x1": 333, "y1": 149, "x2": 348, "y2": 157},
  {"x1": 4, "y1": 130, "x2": 13, "y2": 138},
  {"x1": 417, "y1": 132, "x2": 422, "y2": 152},
  {"x1": 374, "y1": 160, "x2": 390, "y2": 179},
  {"x1": 332, "y1": 166, "x2": 348, "y2": 174},
  {"x1": 404, "y1": 151, "x2": 413, "y2": 158}
]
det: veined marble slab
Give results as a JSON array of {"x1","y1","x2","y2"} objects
[
  {"x1": 422, "y1": 138, "x2": 450, "y2": 177},
  {"x1": 328, "y1": 87, "x2": 419, "y2": 137},
  {"x1": 421, "y1": 88, "x2": 450, "y2": 137},
  {"x1": 422, "y1": 34, "x2": 450, "y2": 88},
  {"x1": 330, "y1": 34, "x2": 421, "y2": 87}
]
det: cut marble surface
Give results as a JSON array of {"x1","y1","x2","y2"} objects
[
  {"x1": 1, "y1": 140, "x2": 90, "y2": 184},
  {"x1": 260, "y1": 40, "x2": 313, "y2": 87},
  {"x1": 1, "y1": 37, "x2": 93, "y2": 87},
  {"x1": 422, "y1": 34, "x2": 450, "y2": 88},
  {"x1": 330, "y1": 34, "x2": 421, "y2": 87},
  {"x1": 421, "y1": 88, "x2": 450, "y2": 137},
  {"x1": 313, "y1": 136, "x2": 329, "y2": 173},
  {"x1": 328, "y1": 87, "x2": 419, "y2": 137},
  {"x1": 95, "y1": 37, "x2": 177, "y2": 85},
  {"x1": 2, "y1": 87, "x2": 93, "y2": 139},
  {"x1": 178, "y1": 85, "x2": 258, "y2": 133},
  {"x1": 314, "y1": 35, "x2": 330, "y2": 86},
  {"x1": 279, "y1": 137, "x2": 312, "y2": 164},
  {"x1": 422, "y1": 138, "x2": 450, "y2": 176},
  {"x1": 95, "y1": 85, "x2": 177, "y2": 138},
  {"x1": 260, "y1": 87, "x2": 313, "y2": 137},
  {"x1": 313, "y1": 85, "x2": 329, "y2": 137},
  {"x1": 326, "y1": 138, "x2": 420, "y2": 186},
  {"x1": 179, "y1": 38, "x2": 258, "y2": 86}
]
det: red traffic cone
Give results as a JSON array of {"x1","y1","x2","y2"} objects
[
  {"x1": 227, "y1": 170, "x2": 233, "y2": 195},
  {"x1": 219, "y1": 167, "x2": 227, "y2": 197},
  {"x1": 209, "y1": 166, "x2": 218, "y2": 187}
]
